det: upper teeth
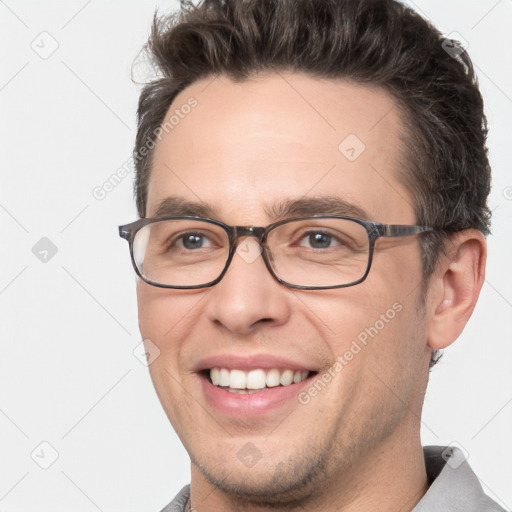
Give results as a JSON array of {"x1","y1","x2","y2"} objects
[{"x1": 210, "y1": 368, "x2": 309, "y2": 390}]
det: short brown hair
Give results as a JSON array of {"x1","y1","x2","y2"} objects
[{"x1": 133, "y1": 0, "x2": 491, "y2": 280}]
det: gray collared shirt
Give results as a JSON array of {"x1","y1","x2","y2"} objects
[
  {"x1": 161, "y1": 446, "x2": 507, "y2": 511},
  {"x1": 412, "y1": 446, "x2": 506, "y2": 511}
]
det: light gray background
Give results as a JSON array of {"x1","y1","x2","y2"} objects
[{"x1": 0, "y1": 1, "x2": 510, "y2": 510}]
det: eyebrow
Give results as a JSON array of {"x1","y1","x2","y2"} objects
[
  {"x1": 150, "y1": 195, "x2": 371, "y2": 222},
  {"x1": 152, "y1": 196, "x2": 216, "y2": 218},
  {"x1": 267, "y1": 196, "x2": 370, "y2": 220}
]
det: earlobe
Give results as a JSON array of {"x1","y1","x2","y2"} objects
[{"x1": 427, "y1": 230, "x2": 487, "y2": 350}]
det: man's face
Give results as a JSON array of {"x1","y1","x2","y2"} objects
[{"x1": 137, "y1": 74, "x2": 433, "y2": 502}]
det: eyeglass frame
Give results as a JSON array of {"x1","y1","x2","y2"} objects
[{"x1": 118, "y1": 215, "x2": 434, "y2": 290}]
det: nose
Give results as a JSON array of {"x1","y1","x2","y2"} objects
[{"x1": 204, "y1": 237, "x2": 292, "y2": 335}]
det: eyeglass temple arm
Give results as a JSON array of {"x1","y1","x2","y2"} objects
[{"x1": 381, "y1": 224, "x2": 434, "y2": 237}]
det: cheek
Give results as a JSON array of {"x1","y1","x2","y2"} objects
[
  {"x1": 324, "y1": 298, "x2": 426, "y2": 438},
  {"x1": 137, "y1": 281, "x2": 171, "y2": 339},
  {"x1": 136, "y1": 283, "x2": 208, "y2": 434},
  {"x1": 305, "y1": 276, "x2": 424, "y2": 395},
  {"x1": 304, "y1": 288, "x2": 401, "y2": 355},
  {"x1": 136, "y1": 281, "x2": 203, "y2": 346},
  {"x1": 136, "y1": 282, "x2": 200, "y2": 391}
]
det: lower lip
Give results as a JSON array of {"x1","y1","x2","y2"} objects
[{"x1": 200, "y1": 374, "x2": 314, "y2": 417}]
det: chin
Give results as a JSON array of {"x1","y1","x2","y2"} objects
[{"x1": 190, "y1": 444, "x2": 333, "y2": 507}]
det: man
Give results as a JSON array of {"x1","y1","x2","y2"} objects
[{"x1": 119, "y1": 0, "x2": 504, "y2": 510}]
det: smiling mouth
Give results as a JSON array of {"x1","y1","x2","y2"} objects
[{"x1": 204, "y1": 367, "x2": 317, "y2": 394}]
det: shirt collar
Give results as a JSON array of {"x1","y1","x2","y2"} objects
[{"x1": 413, "y1": 445, "x2": 504, "y2": 511}]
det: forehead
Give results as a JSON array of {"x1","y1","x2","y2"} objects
[{"x1": 148, "y1": 73, "x2": 414, "y2": 224}]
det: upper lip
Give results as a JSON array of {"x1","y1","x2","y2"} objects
[{"x1": 194, "y1": 353, "x2": 317, "y2": 372}]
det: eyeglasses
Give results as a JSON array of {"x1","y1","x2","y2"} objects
[{"x1": 118, "y1": 215, "x2": 434, "y2": 290}]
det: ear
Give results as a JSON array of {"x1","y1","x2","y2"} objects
[{"x1": 427, "y1": 230, "x2": 487, "y2": 350}]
